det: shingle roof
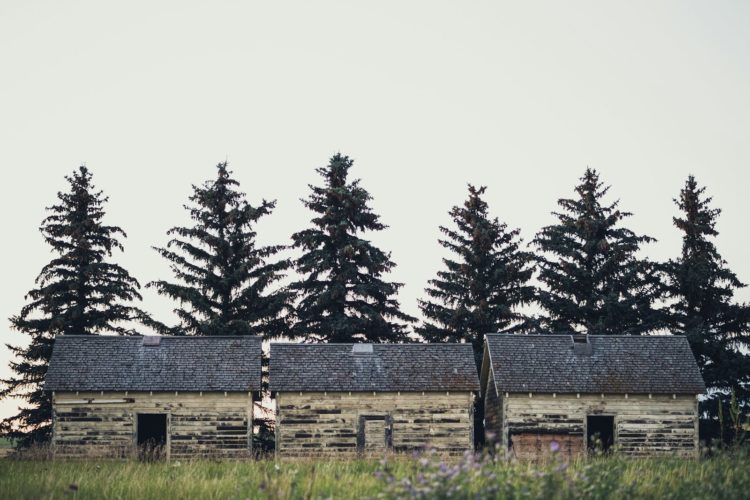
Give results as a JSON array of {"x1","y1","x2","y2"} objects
[
  {"x1": 269, "y1": 343, "x2": 480, "y2": 392},
  {"x1": 483, "y1": 334, "x2": 705, "y2": 395},
  {"x1": 45, "y1": 335, "x2": 262, "y2": 392}
]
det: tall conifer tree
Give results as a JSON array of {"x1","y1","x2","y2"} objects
[
  {"x1": 664, "y1": 176, "x2": 750, "y2": 423},
  {"x1": 417, "y1": 185, "x2": 535, "y2": 448},
  {"x1": 417, "y1": 185, "x2": 536, "y2": 367},
  {"x1": 149, "y1": 162, "x2": 291, "y2": 450},
  {"x1": 533, "y1": 168, "x2": 662, "y2": 335},
  {"x1": 149, "y1": 162, "x2": 291, "y2": 337},
  {"x1": 1, "y1": 166, "x2": 148, "y2": 446},
  {"x1": 290, "y1": 153, "x2": 414, "y2": 343}
]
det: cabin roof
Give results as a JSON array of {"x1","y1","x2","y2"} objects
[
  {"x1": 44, "y1": 335, "x2": 262, "y2": 392},
  {"x1": 481, "y1": 334, "x2": 705, "y2": 396},
  {"x1": 269, "y1": 343, "x2": 480, "y2": 392}
]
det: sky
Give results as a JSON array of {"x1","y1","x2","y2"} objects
[{"x1": 1, "y1": 1, "x2": 749, "y2": 421}]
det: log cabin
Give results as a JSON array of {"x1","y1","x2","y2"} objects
[
  {"x1": 44, "y1": 335, "x2": 261, "y2": 460},
  {"x1": 269, "y1": 343, "x2": 480, "y2": 457},
  {"x1": 480, "y1": 334, "x2": 705, "y2": 459}
]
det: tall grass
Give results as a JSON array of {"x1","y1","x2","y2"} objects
[{"x1": 1, "y1": 453, "x2": 748, "y2": 499}]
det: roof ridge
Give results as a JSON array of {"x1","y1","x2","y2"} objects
[
  {"x1": 55, "y1": 335, "x2": 263, "y2": 339},
  {"x1": 485, "y1": 333, "x2": 684, "y2": 339},
  {"x1": 270, "y1": 342, "x2": 473, "y2": 347}
]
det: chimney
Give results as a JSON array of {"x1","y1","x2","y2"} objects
[
  {"x1": 351, "y1": 344, "x2": 373, "y2": 355},
  {"x1": 571, "y1": 335, "x2": 592, "y2": 356},
  {"x1": 143, "y1": 336, "x2": 161, "y2": 347}
]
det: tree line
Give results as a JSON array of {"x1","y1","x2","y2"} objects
[{"x1": 2, "y1": 154, "x2": 748, "y2": 448}]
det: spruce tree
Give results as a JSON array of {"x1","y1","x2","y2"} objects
[
  {"x1": 417, "y1": 185, "x2": 536, "y2": 367},
  {"x1": 417, "y1": 185, "x2": 536, "y2": 448},
  {"x1": 664, "y1": 176, "x2": 750, "y2": 425},
  {"x1": 290, "y1": 153, "x2": 414, "y2": 343},
  {"x1": 1, "y1": 166, "x2": 149, "y2": 447},
  {"x1": 533, "y1": 168, "x2": 662, "y2": 335},
  {"x1": 149, "y1": 162, "x2": 291, "y2": 451},
  {"x1": 149, "y1": 162, "x2": 292, "y2": 337}
]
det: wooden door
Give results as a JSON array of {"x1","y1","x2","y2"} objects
[
  {"x1": 364, "y1": 419, "x2": 387, "y2": 453},
  {"x1": 510, "y1": 432, "x2": 583, "y2": 460}
]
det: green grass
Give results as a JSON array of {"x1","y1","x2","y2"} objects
[
  {"x1": 0, "y1": 437, "x2": 13, "y2": 448},
  {"x1": 0, "y1": 455, "x2": 749, "y2": 499}
]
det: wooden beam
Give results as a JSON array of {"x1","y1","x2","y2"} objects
[{"x1": 56, "y1": 399, "x2": 131, "y2": 405}]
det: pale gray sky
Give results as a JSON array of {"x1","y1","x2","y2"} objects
[{"x1": 1, "y1": 1, "x2": 749, "y2": 420}]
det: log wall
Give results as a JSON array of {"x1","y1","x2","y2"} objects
[
  {"x1": 275, "y1": 391, "x2": 474, "y2": 457},
  {"x1": 495, "y1": 393, "x2": 698, "y2": 459},
  {"x1": 483, "y1": 371, "x2": 502, "y2": 445},
  {"x1": 51, "y1": 391, "x2": 253, "y2": 459}
]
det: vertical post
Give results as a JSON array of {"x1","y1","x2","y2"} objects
[
  {"x1": 166, "y1": 412, "x2": 172, "y2": 462},
  {"x1": 501, "y1": 394, "x2": 508, "y2": 453},
  {"x1": 613, "y1": 414, "x2": 618, "y2": 450},
  {"x1": 274, "y1": 393, "x2": 280, "y2": 460},
  {"x1": 50, "y1": 392, "x2": 56, "y2": 457},
  {"x1": 694, "y1": 395, "x2": 700, "y2": 459},
  {"x1": 248, "y1": 392, "x2": 254, "y2": 458},
  {"x1": 468, "y1": 391, "x2": 474, "y2": 449}
]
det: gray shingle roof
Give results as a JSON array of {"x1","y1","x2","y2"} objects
[
  {"x1": 45, "y1": 335, "x2": 262, "y2": 392},
  {"x1": 483, "y1": 334, "x2": 705, "y2": 395},
  {"x1": 269, "y1": 343, "x2": 480, "y2": 392}
]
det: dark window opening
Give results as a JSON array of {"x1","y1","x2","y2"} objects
[
  {"x1": 137, "y1": 413, "x2": 167, "y2": 460},
  {"x1": 587, "y1": 415, "x2": 614, "y2": 453}
]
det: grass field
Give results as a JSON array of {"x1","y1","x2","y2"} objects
[{"x1": 1, "y1": 453, "x2": 749, "y2": 499}]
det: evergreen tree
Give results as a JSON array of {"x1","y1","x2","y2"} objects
[
  {"x1": 149, "y1": 162, "x2": 292, "y2": 337},
  {"x1": 290, "y1": 153, "x2": 414, "y2": 343},
  {"x1": 417, "y1": 185, "x2": 536, "y2": 367},
  {"x1": 149, "y1": 162, "x2": 292, "y2": 451},
  {"x1": 533, "y1": 168, "x2": 662, "y2": 335},
  {"x1": 1, "y1": 166, "x2": 148, "y2": 447},
  {"x1": 664, "y1": 176, "x2": 750, "y2": 425},
  {"x1": 417, "y1": 185, "x2": 536, "y2": 448}
]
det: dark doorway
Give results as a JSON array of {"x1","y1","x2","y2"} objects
[
  {"x1": 587, "y1": 415, "x2": 614, "y2": 453},
  {"x1": 357, "y1": 415, "x2": 393, "y2": 454},
  {"x1": 137, "y1": 413, "x2": 167, "y2": 460}
]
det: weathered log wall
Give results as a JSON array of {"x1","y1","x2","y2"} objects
[
  {"x1": 494, "y1": 393, "x2": 698, "y2": 459},
  {"x1": 276, "y1": 392, "x2": 474, "y2": 457},
  {"x1": 483, "y1": 370, "x2": 502, "y2": 445},
  {"x1": 52, "y1": 391, "x2": 253, "y2": 459}
]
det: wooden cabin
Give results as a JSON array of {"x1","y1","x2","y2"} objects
[
  {"x1": 269, "y1": 343, "x2": 480, "y2": 457},
  {"x1": 480, "y1": 334, "x2": 705, "y2": 459},
  {"x1": 44, "y1": 335, "x2": 261, "y2": 460}
]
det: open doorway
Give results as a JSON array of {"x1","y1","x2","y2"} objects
[
  {"x1": 357, "y1": 415, "x2": 393, "y2": 455},
  {"x1": 586, "y1": 415, "x2": 614, "y2": 453},
  {"x1": 137, "y1": 413, "x2": 167, "y2": 460}
]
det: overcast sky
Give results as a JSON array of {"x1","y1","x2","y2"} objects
[{"x1": 1, "y1": 1, "x2": 749, "y2": 420}]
